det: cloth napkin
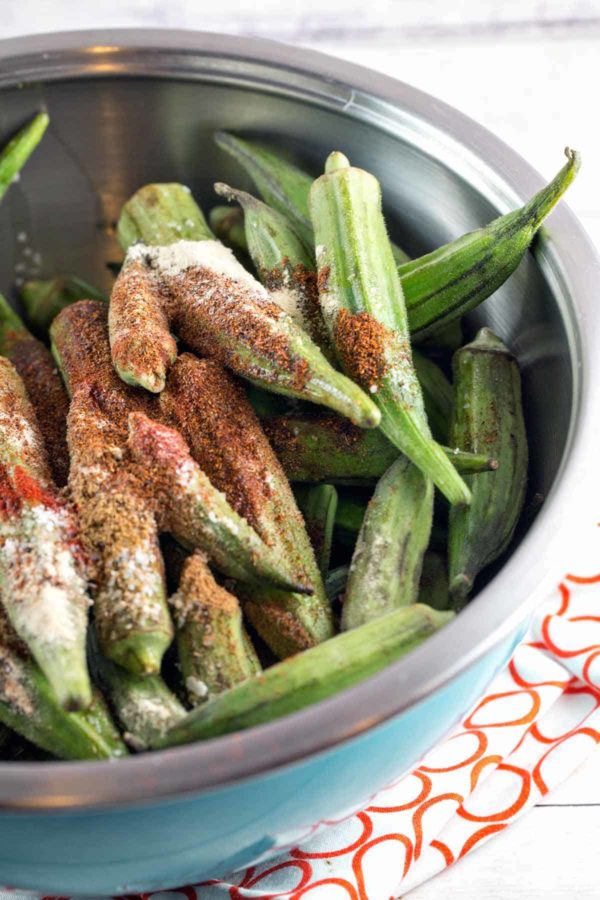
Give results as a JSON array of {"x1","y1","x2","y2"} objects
[{"x1": 5, "y1": 522, "x2": 599, "y2": 900}]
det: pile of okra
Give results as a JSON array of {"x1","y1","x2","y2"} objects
[{"x1": 0, "y1": 113, "x2": 579, "y2": 760}]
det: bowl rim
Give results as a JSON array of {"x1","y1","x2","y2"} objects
[{"x1": 0, "y1": 27, "x2": 599, "y2": 812}]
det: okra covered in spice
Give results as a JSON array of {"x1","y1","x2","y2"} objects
[
  {"x1": 0, "y1": 358, "x2": 92, "y2": 711},
  {"x1": 158, "y1": 352, "x2": 334, "y2": 656},
  {"x1": 111, "y1": 183, "x2": 381, "y2": 429}
]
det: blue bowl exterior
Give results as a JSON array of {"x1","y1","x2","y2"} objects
[{"x1": 0, "y1": 628, "x2": 522, "y2": 894}]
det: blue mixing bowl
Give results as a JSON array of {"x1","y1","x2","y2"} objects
[{"x1": 0, "y1": 29, "x2": 598, "y2": 895}]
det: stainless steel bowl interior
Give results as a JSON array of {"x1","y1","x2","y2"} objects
[{"x1": 0, "y1": 30, "x2": 598, "y2": 809}]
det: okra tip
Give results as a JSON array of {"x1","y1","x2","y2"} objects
[
  {"x1": 449, "y1": 574, "x2": 473, "y2": 609},
  {"x1": 55, "y1": 674, "x2": 94, "y2": 713},
  {"x1": 564, "y1": 147, "x2": 580, "y2": 169},
  {"x1": 325, "y1": 151, "x2": 351, "y2": 173},
  {"x1": 214, "y1": 181, "x2": 243, "y2": 204},
  {"x1": 107, "y1": 633, "x2": 170, "y2": 676}
]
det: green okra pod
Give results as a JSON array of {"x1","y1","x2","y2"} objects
[
  {"x1": 21, "y1": 274, "x2": 106, "y2": 336},
  {"x1": 402, "y1": 149, "x2": 580, "y2": 339},
  {"x1": 126, "y1": 412, "x2": 310, "y2": 595},
  {"x1": 310, "y1": 152, "x2": 470, "y2": 506},
  {"x1": 214, "y1": 132, "x2": 315, "y2": 247},
  {"x1": 341, "y1": 457, "x2": 433, "y2": 631},
  {"x1": 208, "y1": 204, "x2": 249, "y2": 254},
  {"x1": 112, "y1": 183, "x2": 380, "y2": 430},
  {"x1": 325, "y1": 565, "x2": 349, "y2": 602},
  {"x1": 214, "y1": 182, "x2": 334, "y2": 358},
  {"x1": 89, "y1": 631, "x2": 185, "y2": 750},
  {"x1": 0, "y1": 293, "x2": 70, "y2": 486},
  {"x1": 335, "y1": 494, "x2": 367, "y2": 536},
  {"x1": 214, "y1": 132, "x2": 411, "y2": 265},
  {"x1": 418, "y1": 318, "x2": 464, "y2": 354},
  {"x1": 154, "y1": 604, "x2": 454, "y2": 745},
  {"x1": 263, "y1": 412, "x2": 497, "y2": 483},
  {"x1": 418, "y1": 551, "x2": 450, "y2": 611},
  {"x1": 0, "y1": 112, "x2": 49, "y2": 202},
  {"x1": 158, "y1": 353, "x2": 334, "y2": 657},
  {"x1": 412, "y1": 349, "x2": 453, "y2": 443},
  {"x1": 294, "y1": 484, "x2": 338, "y2": 576},
  {"x1": 169, "y1": 553, "x2": 261, "y2": 706},
  {"x1": 0, "y1": 358, "x2": 92, "y2": 711},
  {"x1": 0, "y1": 607, "x2": 126, "y2": 759},
  {"x1": 448, "y1": 328, "x2": 528, "y2": 604}
]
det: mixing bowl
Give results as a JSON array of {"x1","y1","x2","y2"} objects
[{"x1": 0, "y1": 29, "x2": 598, "y2": 895}]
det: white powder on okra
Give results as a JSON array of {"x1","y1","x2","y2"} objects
[{"x1": 126, "y1": 239, "x2": 260, "y2": 292}]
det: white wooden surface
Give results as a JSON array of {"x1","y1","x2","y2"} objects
[{"x1": 3, "y1": 3, "x2": 600, "y2": 896}]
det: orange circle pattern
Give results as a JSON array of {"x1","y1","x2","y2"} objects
[{"x1": 41, "y1": 556, "x2": 600, "y2": 899}]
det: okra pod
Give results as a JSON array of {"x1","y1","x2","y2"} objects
[
  {"x1": 0, "y1": 358, "x2": 92, "y2": 710},
  {"x1": 412, "y1": 349, "x2": 453, "y2": 443},
  {"x1": 158, "y1": 353, "x2": 334, "y2": 656},
  {"x1": 448, "y1": 328, "x2": 528, "y2": 604},
  {"x1": 214, "y1": 132, "x2": 411, "y2": 265},
  {"x1": 418, "y1": 551, "x2": 450, "y2": 611},
  {"x1": 112, "y1": 184, "x2": 380, "y2": 430},
  {"x1": 214, "y1": 132, "x2": 315, "y2": 247},
  {"x1": 51, "y1": 301, "x2": 174, "y2": 675},
  {"x1": 342, "y1": 457, "x2": 433, "y2": 630},
  {"x1": 89, "y1": 630, "x2": 185, "y2": 750},
  {"x1": 0, "y1": 605, "x2": 126, "y2": 759},
  {"x1": 402, "y1": 149, "x2": 580, "y2": 339},
  {"x1": 335, "y1": 494, "x2": 367, "y2": 536},
  {"x1": 325, "y1": 565, "x2": 349, "y2": 602},
  {"x1": 208, "y1": 204, "x2": 248, "y2": 254},
  {"x1": 263, "y1": 412, "x2": 497, "y2": 483},
  {"x1": 419, "y1": 318, "x2": 464, "y2": 354},
  {"x1": 294, "y1": 484, "x2": 338, "y2": 576},
  {"x1": 169, "y1": 553, "x2": 261, "y2": 706},
  {"x1": 126, "y1": 412, "x2": 310, "y2": 594},
  {"x1": 214, "y1": 182, "x2": 334, "y2": 358},
  {"x1": 0, "y1": 293, "x2": 70, "y2": 486},
  {"x1": 310, "y1": 152, "x2": 470, "y2": 506},
  {"x1": 154, "y1": 604, "x2": 453, "y2": 745},
  {"x1": 21, "y1": 274, "x2": 106, "y2": 336},
  {"x1": 0, "y1": 112, "x2": 49, "y2": 201}
]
